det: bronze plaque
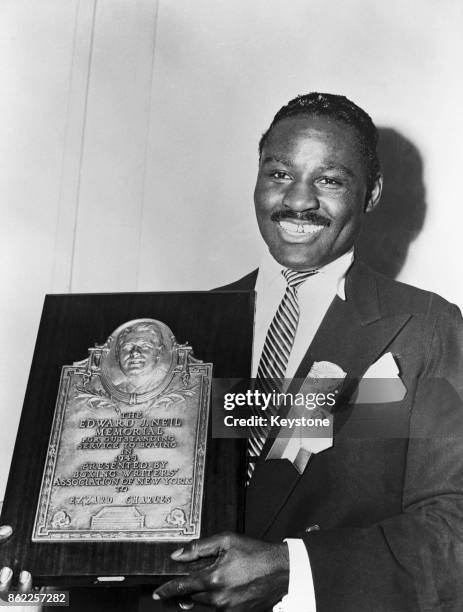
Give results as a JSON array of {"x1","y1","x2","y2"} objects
[{"x1": 32, "y1": 318, "x2": 211, "y2": 542}]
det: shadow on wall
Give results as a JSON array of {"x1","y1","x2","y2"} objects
[{"x1": 356, "y1": 128, "x2": 427, "y2": 279}]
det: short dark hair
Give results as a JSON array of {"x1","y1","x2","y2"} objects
[
  {"x1": 259, "y1": 92, "x2": 380, "y2": 191},
  {"x1": 115, "y1": 322, "x2": 164, "y2": 362}
]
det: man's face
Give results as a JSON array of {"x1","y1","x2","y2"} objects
[
  {"x1": 254, "y1": 115, "x2": 382, "y2": 270},
  {"x1": 118, "y1": 331, "x2": 162, "y2": 379}
]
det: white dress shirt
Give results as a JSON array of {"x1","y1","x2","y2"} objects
[{"x1": 252, "y1": 249, "x2": 354, "y2": 612}]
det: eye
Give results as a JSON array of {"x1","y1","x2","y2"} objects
[
  {"x1": 269, "y1": 170, "x2": 292, "y2": 181},
  {"x1": 317, "y1": 177, "x2": 342, "y2": 187}
]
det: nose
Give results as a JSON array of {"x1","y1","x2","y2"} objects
[
  {"x1": 129, "y1": 346, "x2": 141, "y2": 357},
  {"x1": 282, "y1": 180, "x2": 319, "y2": 212}
]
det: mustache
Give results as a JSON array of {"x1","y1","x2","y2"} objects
[{"x1": 270, "y1": 210, "x2": 331, "y2": 226}]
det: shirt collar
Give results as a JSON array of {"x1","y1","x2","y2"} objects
[{"x1": 256, "y1": 248, "x2": 354, "y2": 301}]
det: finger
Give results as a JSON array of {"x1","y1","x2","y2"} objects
[
  {"x1": 171, "y1": 533, "x2": 233, "y2": 562},
  {"x1": 176, "y1": 599, "x2": 195, "y2": 610},
  {"x1": 0, "y1": 567, "x2": 13, "y2": 593},
  {"x1": 18, "y1": 571, "x2": 32, "y2": 593},
  {"x1": 0, "y1": 526, "x2": 13, "y2": 542},
  {"x1": 153, "y1": 571, "x2": 210, "y2": 600},
  {"x1": 190, "y1": 591, "x2": 216, "y2": 606}
]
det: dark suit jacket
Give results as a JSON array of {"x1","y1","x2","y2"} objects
[{"x1": 222, "y1": 261, "x2": 463, "y2": 612}]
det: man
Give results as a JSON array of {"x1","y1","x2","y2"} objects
[
  {"x1": 2, "y1": 93, "x2": 463, "y2": 611},
  {"x1": 115, "y1": 321, "x2": 166, "y2": 393},
  {"x1": 152, "y1": 93, "x2": 463, "y2": 611}
]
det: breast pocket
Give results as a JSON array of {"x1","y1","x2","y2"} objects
[{"x1": 334, "y1": 377, "x2": 413, "y2": 440}]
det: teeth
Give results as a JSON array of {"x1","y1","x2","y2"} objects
[{"x1": 279, "y1": 221, "x2": 324, "y2": 235}]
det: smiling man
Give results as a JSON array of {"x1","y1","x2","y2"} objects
[
  {"x1": 254, "y1": 106, "x2": 381, "y2": 272},
  {"x1": 153, "y1": 93, "x2": 463, "y2": 612},
  {"x1": 1, "y1": 94, "x2": 462, "y2": 612}
]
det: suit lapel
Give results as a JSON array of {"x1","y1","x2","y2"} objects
[
  {"x1": 292, "y1": 262, "x2": 411, "y2": 381},
  {"x1": 245, "y1": 262, "x2": 411, "y2": 538}
]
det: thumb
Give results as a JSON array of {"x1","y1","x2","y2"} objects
[{"x1": 171, "y1": 533, "x2": 231, "y2": 562}]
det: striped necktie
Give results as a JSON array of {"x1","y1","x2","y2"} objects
[{"x1": 247, "y1": 268, "x2": 317, "y2": 481}]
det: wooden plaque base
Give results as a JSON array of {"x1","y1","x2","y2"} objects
[{"x1": 0, "y1": 291, "x2": 253, "y2": 586}]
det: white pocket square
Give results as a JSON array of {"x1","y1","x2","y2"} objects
[
  {"x1": 356, "y1": 352, "x2": 407, "y2": 403},
  {"x1": 363, "y1": 352, "x2": 399, "y2": 378}
]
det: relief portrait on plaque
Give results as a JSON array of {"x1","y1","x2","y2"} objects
[
  {"x1": 32, "y1": 318, "x2": 212, "y2": 543},
  {"x1": 107, "y1": 321, "x2": 174, "y2": 397}
]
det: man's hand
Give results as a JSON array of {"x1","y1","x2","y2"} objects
[
  {"x1": 0, "y1": 525, "x2": 33, "y2": 593},
  {"x1": 153, "y1": 532, "x2": 289, "y2": 611}
]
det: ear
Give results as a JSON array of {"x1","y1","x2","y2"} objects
[{"x1": 365, "y1": 174, "x2": 383, "y2": 213}]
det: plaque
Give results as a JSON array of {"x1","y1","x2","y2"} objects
[
  {"x1": 33, "y1": 318, "x2": 211, "y2": 542},
  {"x1": 0, "y1": 291, "x2": 253, "y2": 586}
]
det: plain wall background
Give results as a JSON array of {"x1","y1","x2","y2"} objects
[{"x1": 0, "y1": 0, "x2": 462, "y2": 498}]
